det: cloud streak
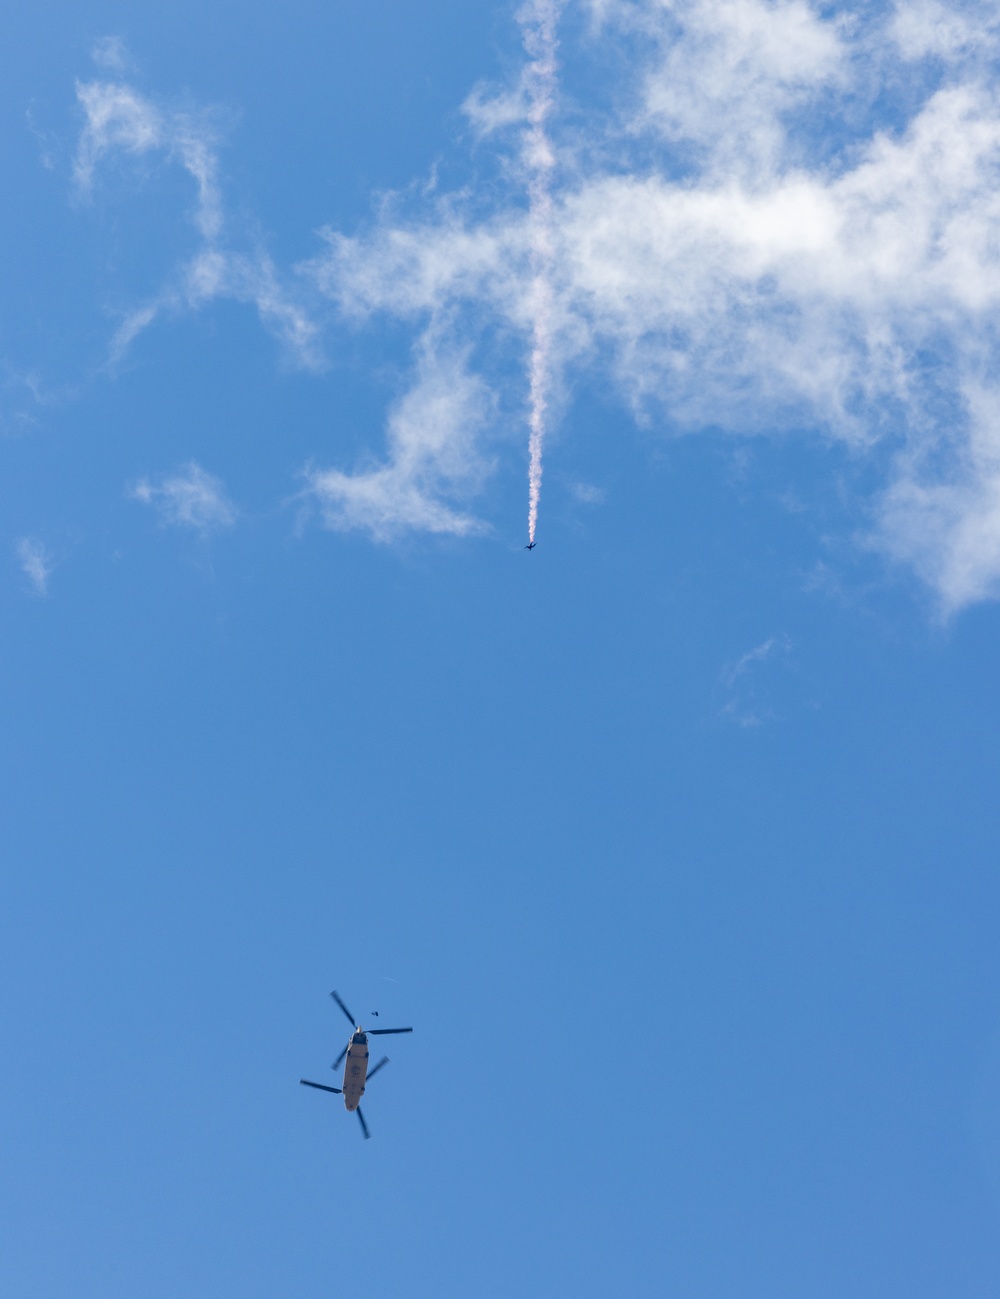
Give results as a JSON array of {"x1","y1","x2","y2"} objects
[
  {"x1": 16, "y1": 537, "x2": 52, "y2": 595},
  {"x1": 720, "y1": 634, "x2": 793, "y2": 726},
  {"x1": 520, "y1": 0, "x2": 563, "y2": 545},
  {"x1": 303, "y1": 340, "x2": 493, "y2": 540},
  {"x1": 73, "y1": 54, "x2": 321, "y2": 370},
  {"x1": 131, "y1": 463, "x2": 237, "y2": 533}
]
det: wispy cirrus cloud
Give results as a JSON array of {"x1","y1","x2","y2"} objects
[
  {"x1": 90, "y1": 35, "x2": 131, "y2": 75},
  {"x1": 73, "y1": 47, "x2": 321, "y2": 371},
  {"x1": 304, "y1": 339, "x2": 494, "y2": 540},
  {"x1": 720, "y1": 634, "x2": 793, "y2": 726},
  {"x1": 131, "y1": 462, "x2": 237, "y2": 534},
  {"x1": 16, "y1": 537, "x2": 53, "y2": 595},
  {"x1": 74, "y1": 77, "x2": 222, "y2": 239}
]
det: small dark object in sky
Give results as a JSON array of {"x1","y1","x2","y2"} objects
[{"x1": 525, "y1": 541, "x2": 536, "y2": 550}]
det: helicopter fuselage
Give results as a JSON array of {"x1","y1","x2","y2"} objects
[
  {"x1": 341, "y1": 1032, "x2": 369, "y2": 1111},
  {"x1": 301, "y1": 991, "x2": 412, "y2": 1138}
]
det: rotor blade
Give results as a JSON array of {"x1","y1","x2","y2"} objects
[
  {"x1": 300, "y1": 1079, "x2": 343, "y2": 1095},
  {"x1": 329, "y1": 990, "x2": 357, "y2": 1028},
  {"x1": 331, "y1": 1043, "x2": 349, "y2": 1071},
  {"x1": 356, "y1": 1107, "x2": 370, "y2": 1140},
  {"x1": 367, "y1": 1027, "x2": 413, "y2": 1036},
  {"x1": 366, "y1": 1056, "x2": 390, "y2": 1081}
]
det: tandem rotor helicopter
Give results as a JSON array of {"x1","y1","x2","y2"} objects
[{"x1": 300, "y1": 990, "x2": 412, "y2": 1140}]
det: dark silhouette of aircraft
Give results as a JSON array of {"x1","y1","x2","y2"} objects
[
  {"x1": 300, "y1": 990, "x2": 412, "y2": 1140},
  {"x1": 525, "y1": 541, "x2": 537, "y2": 550}
]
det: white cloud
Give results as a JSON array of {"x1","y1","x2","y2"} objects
[
  {"x1": 723, "y1": 634, "x2": 790, "y2": 688},
  {"x1": 16, "y1": 537, "x2": 52, "y2": 595},
  {"x1": 889, "y1": 0, "x2": 998, "y2": 63},
  {"x1": 297, "y1": 0, "x2": 1000, "y2": 610},
  {"x1": 304, "y1": 343, "x2": 494, "y2": 540},
  {"x1": 602, "y1": 0, "x2": 849, "y2": 172},
  {"x1": 877, "y1": 382, "x2": 1000, "y2": 612},
  {"x1": 65, "y1": 10, "x2": 1000, "y2": 608},
  {"x1": 570, "y1": 481, "x2": 605, "y2": 504},
  {"x1": 73, "y1": 56, "x2": 322, "y2": 370},
  {"x1": 720, "y1": 633, "x2": 792, "y2": 725},
  {"x1": 131, "y1": 463, "x2": 237, "y2": 533},
  {"x1": 90, "y1": 35, "x2": 130, "y2": 74},
  {"x1": 74, "y1": 75, "x2": 221, "y2": 239}
]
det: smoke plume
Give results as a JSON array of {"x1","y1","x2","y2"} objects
[{"x1": 521, "y1": 0, "x2": 561, "y2": 546}]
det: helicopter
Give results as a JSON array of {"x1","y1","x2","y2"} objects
[{"x1": 300, "y1": 990, "x2": 412, "y2": 1139}]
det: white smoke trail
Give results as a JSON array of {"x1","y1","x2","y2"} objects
[{"x1": 520, "y1": 0, "x2": 561, "y2": 546}]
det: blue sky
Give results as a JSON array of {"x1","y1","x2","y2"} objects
[{"x1": 3, "y1": 2, "x2": 1000, "y2": 1295}]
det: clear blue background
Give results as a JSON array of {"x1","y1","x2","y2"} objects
[{"x1": 2, "y1": 3, "x2": 1000, "y2": 1296}]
